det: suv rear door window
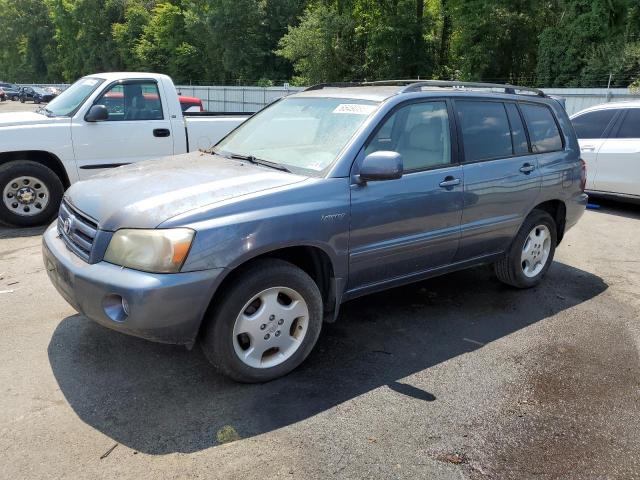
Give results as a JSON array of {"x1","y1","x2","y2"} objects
[
  {"x1": 456, "y1": 101, "x2": 512, "y2": 162},
  {"x1": 520, "y1": 103, "x2": 563, "y2": 153},
  {"x1": 572, "y1": 109, "x2": 618, "y2": 139},
  {"x1": 613, "y1": 108, "x2": 640, "y2": 139}
]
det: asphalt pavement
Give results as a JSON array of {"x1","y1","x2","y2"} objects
[{"x1": 1, "y1": 199, "x2": 639, "y2": 479}]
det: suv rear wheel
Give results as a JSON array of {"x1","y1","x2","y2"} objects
[
  {"x1": 494, "y1": 209, "x2": 557, "y2": 288},
  {"x1": 200, "y1": 259, "x2": 323, "y2": 383},
  {"x1": 0, "y1": 160, "x2": 63, "y2": 227}
]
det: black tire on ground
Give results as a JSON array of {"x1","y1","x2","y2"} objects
[
  {"x1": 200, "y1": 258, "x2": 323, "y2": 383},
  {"x1": 34, "y1": 98, "x2": 40, "y2": 104},
  {"x1": 12, "y1": 95, "x2": 18, "y2": 101},
  {"x1": 494, "y1": 209, "x2": 557, "y2": 289},
  {"x1": 0, "y1": 160, "x2": 64, "y2": 227},
  {"x1": 19, "y1": 97, "x2": 24, "y2": 103}
]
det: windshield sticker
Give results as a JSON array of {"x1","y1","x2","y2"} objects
[
  {"x1": 332, "y1": 104, "x2": 376, "y2": 115},
  {"x1": 82, "y1": 79, "x2": 99, "y2": 86}
]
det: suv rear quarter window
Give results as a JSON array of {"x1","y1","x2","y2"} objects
[{"x1": 520, "y1": 103, "x2": 563, "y2": 153}]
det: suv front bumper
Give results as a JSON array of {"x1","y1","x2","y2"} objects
[{"x1": 42, "y1": 224, "x2": 224, "y2": 346}]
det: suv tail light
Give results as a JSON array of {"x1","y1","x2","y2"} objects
[{"x1": 579, "y1": 158, "x2": 587, "y2": 192}]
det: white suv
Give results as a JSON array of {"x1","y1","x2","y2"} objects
[{"x1": 571, "y1": 102, "x2": 640, "y2": 202}]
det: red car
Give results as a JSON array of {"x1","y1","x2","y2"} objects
[{"x1": 0, "y1": 87, "x2": 6, "y2": 102}]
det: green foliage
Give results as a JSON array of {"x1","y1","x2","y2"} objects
[
  {"x1": 0, "y1": 0, "x2": 639, "y2": 87},
  {"x1": 536, "y1": 0, "x2": 637, "y2": 87}
]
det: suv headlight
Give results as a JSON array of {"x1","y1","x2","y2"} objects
[{"x1": 104, "y1": 228, "x2": 195, "y2": 273}]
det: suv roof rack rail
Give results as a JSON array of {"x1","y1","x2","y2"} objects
[
  {"x1": 304, "y1": 82, "x2": 362, "y2": 91},
  {"x1": 395, "y1": 80, "x2": 546, "y2": 97},
  {"x1": 304, "y1": 79, "x2": 546, "y2": 97}
]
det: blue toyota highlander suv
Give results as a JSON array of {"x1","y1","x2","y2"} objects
[{"x1": 43, "y1": 80, "x2": 588, "y2": 382}]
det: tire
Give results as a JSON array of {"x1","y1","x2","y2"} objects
[
  {"x1": 494, "y1": 209, "x2": 557, "y2": 288},
  {"x1": 0, "y1": 161, "x2": 64, "y2": 227},
  {"x1": 19, "y1": 97, "x2": 24, "y2": 103},
  {"x1": 201, "y1": 258, "x2": 323, "y2": 383},
  {"x1": 12, "y1": 95, "x2": 18, "y2": 101},
  {"x1": 34, "y1": 98, "x2": 40, "y2": 104}
]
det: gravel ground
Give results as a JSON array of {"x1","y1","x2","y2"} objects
[{"x1": 1, "y1": 195, "x2": 639, "y2": 479}]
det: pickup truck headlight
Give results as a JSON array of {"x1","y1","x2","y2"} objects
[{"x1": 104, "y1": 228, "x2": 195, "y2": 273}]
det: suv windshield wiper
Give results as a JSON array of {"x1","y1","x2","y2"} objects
[{"x1": 225, "y1": 152, "x2": 291, "y2": 173}]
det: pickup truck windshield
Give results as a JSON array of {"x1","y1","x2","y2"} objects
[
  {"x1": 45, "y1": 77, "x2": 105, "y2": 116},
  {"x1": 215, "y1": 97, "x2": 379, "y2": 173}
]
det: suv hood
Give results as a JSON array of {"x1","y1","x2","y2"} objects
[
  {"x1": 65, "y1": 152, "x2": 308, "y2": 230},
  {"x1": 0, "y1": 111, "x2": 58, "y2": 127}
]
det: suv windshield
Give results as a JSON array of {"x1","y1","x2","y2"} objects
[
  {"x1": 45, "y1": 77, "x2": 105, "y2": 116},
  {"x1": 215, "y1": 97, "x2": 379, "y2": 174}
]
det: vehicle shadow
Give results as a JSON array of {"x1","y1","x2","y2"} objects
[
  {"x1": 48, "y1": 261, "x2": 607, "y2": 455},
  {"x1": 586, "y1": 197, "x2": 640, "y2": 220}
]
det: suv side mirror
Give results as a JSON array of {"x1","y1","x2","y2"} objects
[
  {"x1": 85, "y1": 104, "x2": 109, "y2": 122},
  {"x1": 358, "y1": 151, "x2": 403, "y2": 182}
]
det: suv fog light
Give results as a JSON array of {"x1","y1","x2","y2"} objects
[{"x1": 103, "y1": 294, "x2": 129, "y2": 322}]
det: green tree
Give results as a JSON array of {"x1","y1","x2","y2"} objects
[
  {"x1": 536, "y1": 0, "x2": 632, "y2": 86},
  {"x1": 48, "y1": 0, "x2": 125, "y2": 81}
]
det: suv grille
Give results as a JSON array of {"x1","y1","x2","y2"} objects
[{"x1": 57, "y1": 200, "x2": 98, "y2": 262}]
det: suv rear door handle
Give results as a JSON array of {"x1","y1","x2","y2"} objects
[
  {"x1": 519, "y1": 163, "x2": 535, "y2": 174},
  {"x1": 153, "y1": 128, "x2": 171, "y2": 137},
  {"x1": 439, "y1": 176, "x2": 461, "y2": 189}
]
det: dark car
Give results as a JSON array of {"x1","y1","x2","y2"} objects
[
  {"x1": 19, "y1": 86, "x2": 54, "y2": 104},
  {"x1": 43, "y1": 80, "x2": 588, "y2": 382},
  {"x1": 0, "y1": 82, "x2": 20, "y2": 101}
]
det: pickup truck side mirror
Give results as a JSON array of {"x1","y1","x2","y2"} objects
[
  {"x1": 85, "y1": 104, "x2": 109, "y2": 122},
  {"x1": 358, "y1": 151, "x2": 403, "y2": 182}
]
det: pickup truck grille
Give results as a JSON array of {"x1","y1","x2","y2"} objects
[{"x1": 57, "y1": 200, "x2": 98, "y2": 262}]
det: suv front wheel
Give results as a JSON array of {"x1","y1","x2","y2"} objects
[
  {"x1": 200, "y1": 259, "x2": 323, "y2": 383},
  {"x1": 494, "y1": 209, "x2": 557, "y2": 288}
]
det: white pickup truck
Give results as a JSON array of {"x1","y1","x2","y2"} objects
[{"x1": 0, "y1": 72, "x2": 251, "y2": 226}]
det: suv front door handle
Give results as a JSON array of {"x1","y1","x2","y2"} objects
[
  {"x1": 581, "y1": 145, "x2": 596, "y2": 152},
  {"x1": 439, "y1": 176, "x2": 461, "y2": 189},
  {"x1": 153, "y1": 128, "x2": 171, "y2": 137},
  {"x1": 519, "y1": 163, "x2": 535, "y2": 174}
]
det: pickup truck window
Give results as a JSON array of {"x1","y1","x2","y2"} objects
[
  {"x1": 215, "y1": 97, "x2": 379, "y2": 174},
  {"x1": 45, "y1": 77, "x2": 105, "y2": 116},
  {"x1": 95, "y1": 82, "x2": 164, "y2": 121},
  {"x1": 365, "y1": 101, "x2": 451, "y2": 171}
]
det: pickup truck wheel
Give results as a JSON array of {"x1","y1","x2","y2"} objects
[
  {"x1": 201, "y1": 259, "x2": 323, "y2": 383},
  {"x1": 0, "y1": 161, "x2": 63, "y2": 227},
  {"x1": 494, "y1": 209, "x2": 557, "y2": 288}
]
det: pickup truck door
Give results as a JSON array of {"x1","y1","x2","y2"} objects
[
  {"x1": 71, "y1": 79, "x2": 175, "y2": 179},
  {"x1": 347, "y1": 100, "x2": 463, "y2": 293},
  {"x1": 591, "y1": 108, "x2": 640, "y2": 196}
]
